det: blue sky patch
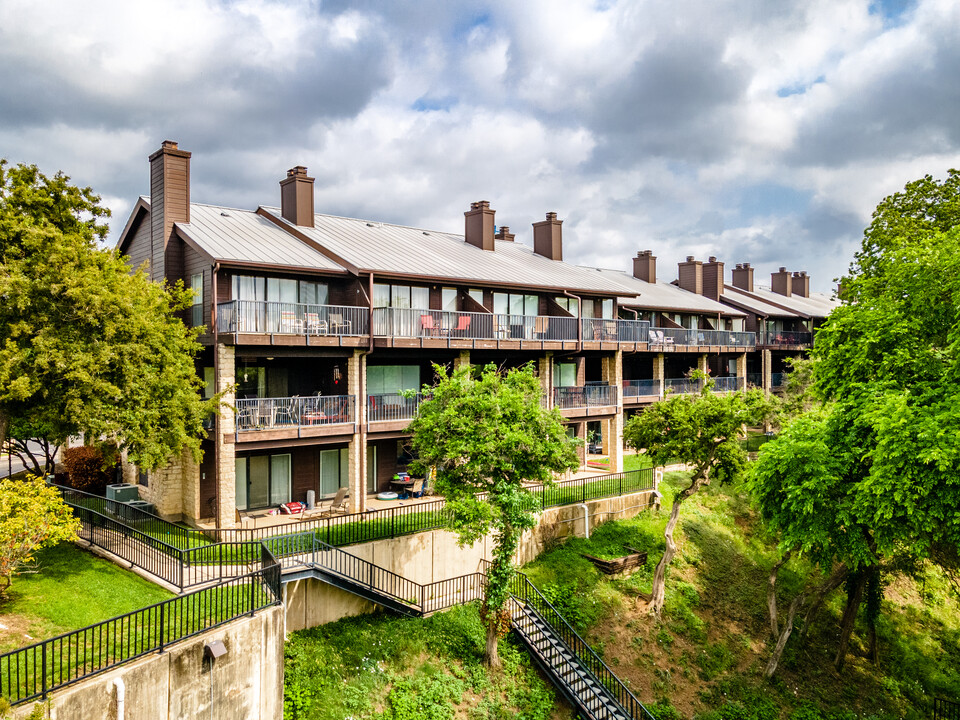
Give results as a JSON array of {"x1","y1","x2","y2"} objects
[
  {"x1": 777, "y1": 75, "x2": 826, "y2": 98},
  {"x1": 412, "y1": 95, "x2": 457, "y2": 112}
]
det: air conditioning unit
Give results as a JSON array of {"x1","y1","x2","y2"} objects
[
  {"x1": 106, "y1": 483, "x2": 141, "y2": 503},
  {"x1": 124, "y1": 500, "x2": 155, "y2": 519}
]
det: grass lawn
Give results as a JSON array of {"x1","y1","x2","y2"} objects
[
  {"x1": 0, "y1": 542, "x2": 173, "y2": 653},
  {"x1": 284, "y1": 604, "x2": 569, "y2": 720}
]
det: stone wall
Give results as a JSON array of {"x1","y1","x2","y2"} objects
[
  {"x1": 11, "y1": 606, "x2": 284, "y2": 720},
  {"x1": 285, "y1": 488, "x2": 659, "y2": 631}
]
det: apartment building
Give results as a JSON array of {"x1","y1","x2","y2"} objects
[{"x1": 117, "y1": 141, "x2": 834, "y2": 528}]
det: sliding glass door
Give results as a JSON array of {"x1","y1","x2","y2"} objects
[{"x1": 235, "y1": 453, "x2": 292, "y2": 510}]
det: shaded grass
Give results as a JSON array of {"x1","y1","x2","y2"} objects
[{"x1": 284, "y1": 604, "x2": 567, "y2": 720}]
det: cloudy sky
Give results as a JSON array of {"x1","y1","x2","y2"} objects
[{"x1": 2, "y1": 0, "x2": 959, "y2": 291}]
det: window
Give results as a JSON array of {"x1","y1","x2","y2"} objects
[
  {"x1": 235, "y1": 453, "x2": 293, "y2": 510},
  {"x1": 190, "y1": 273, "x2": 203, "y2": 327},
  {"x1": 373, "y1": 284, "x2": 430, "y2": 310},
  {"x1": 203, "y1": 367, "x2": 215, "y2": 399},
  {"x1": 233, "y1": 275, "x2": 328, "y2": 306},
  {"x1": 601, "y1": 299, "x2": 613, "y2": 319},
  {"x1": 367, "y1": 365, "x2": 420, "y2": 395},
  {"x1": 441, "y1": 287, "x2": 458, "y2": 312},
  {"x1": 319, "y1": 448, "x2": 349, "y2": 497},
  {"x1": 553, "y1": 362, "x2": 576, "y2": 387},
  {"x1": 581, "y1": 299, "x2": 595, "y2": 319},
  {"x1": 555, "y1": 296, "x2": 578, "y2": 315},
  {"x1": 468, "y1": 289, "x2": 484, "y2": 307},
  {"x1": 493, "y1": 293, "x2": 538, "y2": 316}
]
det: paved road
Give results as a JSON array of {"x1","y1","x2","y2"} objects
[{"x1": 0, "y1": 441, "x2": 58, "y2": 479}]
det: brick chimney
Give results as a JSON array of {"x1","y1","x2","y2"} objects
[
  {"x1": 465, "y1": 201, "x2": 496, "y2": 251},
  {"x1": 533, "y1": 212, "x2": 563, "y2": 261},
  {"x1": 678, "y1": 256, "x2": 703, "y2": 295},
  {"x1": 771, "y1": 267, "x2": 792, "y2": 297},
  {"x1": 495, "y1": 225, "x2": 515, "y2": 242},
  {"x1": 731, "y1": 263, "x2": 754, "y2": 292},
  {"x1": 280, "y1": 166, "x2": 315, "y2": 227},
  {"x1": 702, "y1": 256, "x2": 724, "y2": 302},
  {"x1": 792, "y1": 271, "x2": 810, "y2": 298},
  {"x1": 149, "y1": 140, "x2": 191, "y2": 284},
  {"x1": 632, "y1": 250, "x2": 656, "y2": 283}
]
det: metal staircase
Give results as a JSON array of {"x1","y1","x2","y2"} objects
[{"x1": 508, "y1": 574, "x2": 657, "y2": 720}]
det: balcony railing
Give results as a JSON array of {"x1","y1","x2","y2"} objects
[
  {"x1": 622, "y1": 379, "x2": 662, "y2": 398},
  {"x1": 647, "y1": 328, "x2": 756, "y2": 348},
  {"x1": 581, "y1": 318, "x2": 651, "y2": 342},
  {"x1": 711, "y1": 376, "x2": 742, "y2": 392},
  {"x1": 664, "y1": 377, "x2": 701, "y2": 395},
  {"x1": 367, "y1": 393, "x2": 423, "y2": 423},
  {"x1": 216, "y1": 300, "x2": 369, "y2": 336},
  {"x1": 371, "y1": 308, "x2": 578, "y2": 341},
  {"x1": 761, "y1": 330, "x2": 812, "y2": 346},
  {"x1": 553, "y1": 385, "x2": 618, "y2": 409},
  {"x1": 747, "y1": 372, "x2": 763, "y2": 388},
  {"x1": 235, "y1": 395, "x2": 355, "y2": 431}
]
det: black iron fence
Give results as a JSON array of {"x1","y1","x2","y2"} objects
[
  {"x1": 0, "y1": 560, "x2": 281, "y2": 706},
  {"x1": 509, "y1": 572, "x2": 657, "y2": 720},
  {"x1": 935, "y1": 698, "x2": 960, "y2": 720},
  {"x1": 553, "y1": 385, "x2": 618, "y2": 409},
  {"x1": 235, "y1": 395, "x2": 355, "y2": 432}
]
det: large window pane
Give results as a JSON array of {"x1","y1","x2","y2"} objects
[
  {"x1": 601, "y1": 299, "x2": 613, "y2": 319},
  {"x1": 441, "y1": 287, "x2": 457, "y2": 312},
  {"x1": 554, "y1": 362, "x2": 576, "y2": 387},
  {"x1": 270, "y1": 454, "x2": 291, "y2": 505},
  {"x1": 493, "y1": 293, "x2": 509, "y2": 315},
  {"x1": 410, "y1": 286, "x2": 430, "y2": 310},
  {"x1": 235, "y1": 458, "x2": 248, "y2": 510},
  {"x1": 373, "y1": 283, "x2": 390, "y2": 308},
  {"x1": 248, "y1": 456, "x2": 270, "y2": 508},
  {"x1": 320, "y1": 449, "x2": 340, "y2": 496},
  {"x1": 468, "y1": 289, "x2": 484, "y2": 307},
  {"x1": 524, "y1": 295, "x2": 538, "y2": 316},
  {"x1": 582, "y1": 299, "x2": 595, "y2": 319},
  {"x1": 509, "y1": 294, "x2": 523, "y2": 315}
]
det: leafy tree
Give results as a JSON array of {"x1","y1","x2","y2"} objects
[
  {"x1": 751, "y1": 170, "x2": 960, "y2": 674},
  {"x1": 0, "y1": 475, "x2": 80, "y2": 591},
  {"x1": 407, "y1": 364, "x2": 579, "y2": 668},
  {"x1": 0, "y1": 160, "x2": 212, "y2": 469},
  {"x1": 623, "y1": 375, "x2": 770, "y2": 617}
]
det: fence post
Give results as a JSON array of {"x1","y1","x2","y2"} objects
[
  {"x1": 619, "y1": 473, "x2": 623, "y2": 496},
  {"x1": 159, "y1": 602, "x2": 166, "y2": 653},
  {"x1": 249, "y1": 575, "x2": 256, "y2": 617},
  {"x1": 391, "y1": 510, "x2": 396, "y2": 539},
  {"x1": 41, "y1": 642, "x2": 48, "y2": 699}
]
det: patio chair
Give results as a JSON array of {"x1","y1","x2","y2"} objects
[
  {"x1": 329, "y1": 313, "x2": 352, "y2": 335},
  {"x1": 321, "y1": 487, "x2": 349, "y2": 517},
  {"x1": 305, "y1": 312, "x2": 327, "y2": 336},
  {"x1": 420, "y1": 314, "x2": 439, "y2": 337},
  {"x1": 410, "y1": 479, "x2": 425, "y2": 498},
  {"x1": 451, "y1": 314, "x2": 471, "y2": 337},
  {"x1": 280, "y1": 309, "x2": 302, "y2": 334}
]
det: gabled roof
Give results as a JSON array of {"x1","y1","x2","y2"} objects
[
  {"x1": 580, "y1": 267, "x2": 747, "y2": 316},
  {"x1": 260, "y1": 207, "x2": 628, "y2": 296},
  {"x1": 176, "y1": 203, "x2": 348, "y2": 272},
  {"x1": 721, "y1": 284, "x2": 839, "y2": 319},
  {"x1": 115, "y1": 196, "x2": 151, "y2": 254}
]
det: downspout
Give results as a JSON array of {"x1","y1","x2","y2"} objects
[
  {"x1": 212, "y1": 262, "x2": 220, "y2": 530},
  {"x1": 576, "y1": 503, "x2": 590, "y2": 539},
  {"x1": 355, "y1": 273, "x2": 375, "y2": 506},
  {"x1": 114, "y1": 677, "x2": 125, "y2": 720}
]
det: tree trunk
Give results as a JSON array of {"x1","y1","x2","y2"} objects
[
  {"x1": 834, "y1": 571, "x2": 866, "y2": 672},
  {"x1": 0, "y1": 412, "x2": 8, "y2": 455},
  {"x1": 485, "y1": 620, "x2": 500, "y2": 669},
  {"x1": 764, "y1": 592, "x2": 804, "y2": 678},
  {"x1": 648, "y1": 472, "x2": 706, "y2": 617},
  {"x1": 800, "y1": 564, "x2": 849, "y2": 644},
  {"x1": 768, "y1": 551, "x2": 792, "y2": 638}
]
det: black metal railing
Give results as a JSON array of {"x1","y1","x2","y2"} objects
[
  {"x1": 711, "y1": 376, "x2": 742, "y2": 392},
  {"x1": 206, "y1": 468, "x2": 655, "y2": 548},
  {"x1": 509, "y1": 572, "x2": 656, "y2": 720},
  {"x1": 664, "y1": 377, "x2": 701, "y2": 395},
  {"x1": 935, "y1": 698, "x2": 960, "y2": 720},
  {"x1": 553, "y1": 385, "x2": 618, "y2": 409},
  {"x1": 646, "y1": 327, "x2": 756, "y2": 348},
  {"x1": 367, "y1": 393, "x2": 423, "y2": 423},
  {"x1": 622, "y1": 379, "x2": 661, "y2": 398},
  {"x1": 581, "y1": 318, "x2": 651, "y2": 343},
  {"x1": 216, "y1": 300, "x2": 368, "y2": 336},
  {"x1": 746, "y1": 372, "x2": 763, "y2": 388},
  {"x1": 235, "y1": 395, "x2": 355, "y2": 432},
  {"x1": 0, "y1": 562, "x2": 280, "y2": 706}
]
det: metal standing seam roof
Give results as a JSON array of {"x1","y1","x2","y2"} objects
[
  {"x1": 260, "y1": 207, "x2": 630, "y2": 295},
  {"x1": 580, "y1": 267, "x2": 747, "y2": 316},
  {"x1": 175, "y1": 203, "x2": 347, "y2": 272},
  {"x1": 722, "y1": 284, "x2": 838, "y2": 318}
]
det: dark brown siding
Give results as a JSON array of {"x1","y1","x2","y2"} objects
[
  {"x1": 217, "y1": 270, "x2": 232, "y2": 303},
  {"x1": 373, "y1": 440, "x2": 398, "y2": 492},
  {"x1": 124, "y1": 212, "x2": 152, "y2": 272},
  {"x1": 291, "y1": 446, "x2": 318, "y2": 501},
  {"x1": 199, "y1": 440, "x2": 216, "y2": 518},
  {"x1": 184, "y1": 244, "x2": 213, "y2": 329},
  {"x1": 150, "y1": 160, "x2": 165, "y2": 280}
]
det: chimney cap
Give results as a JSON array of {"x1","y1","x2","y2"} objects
[
  {"x1": 685, "y1": 255, "x2": 695, "y2": 262},
  {"x1": 545, "y1": 211, "x2": 558, "y2": 221},
  {"x1": 161, "y1": 140, "x2": 179, "y2": 150},
  {"x1": 287, "y1": 166, "x2": 310, "y2": 177},
  {"x1": 779, "y1": 266, "x2": 787, "y2": 272},
  {"x1": 708, "y1": 256, "x2": 717, "y2": 263},
  {"x1": 470, "y1": 200, "x2": 491, "y2": 210}
]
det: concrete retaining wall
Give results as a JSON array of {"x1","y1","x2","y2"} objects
[
  {"x1": 285, "y1": 488, "x2": 658, "y2": 631},
  {"x1": 12, "y1": 606, "x2": 284, "y2": 720}
]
